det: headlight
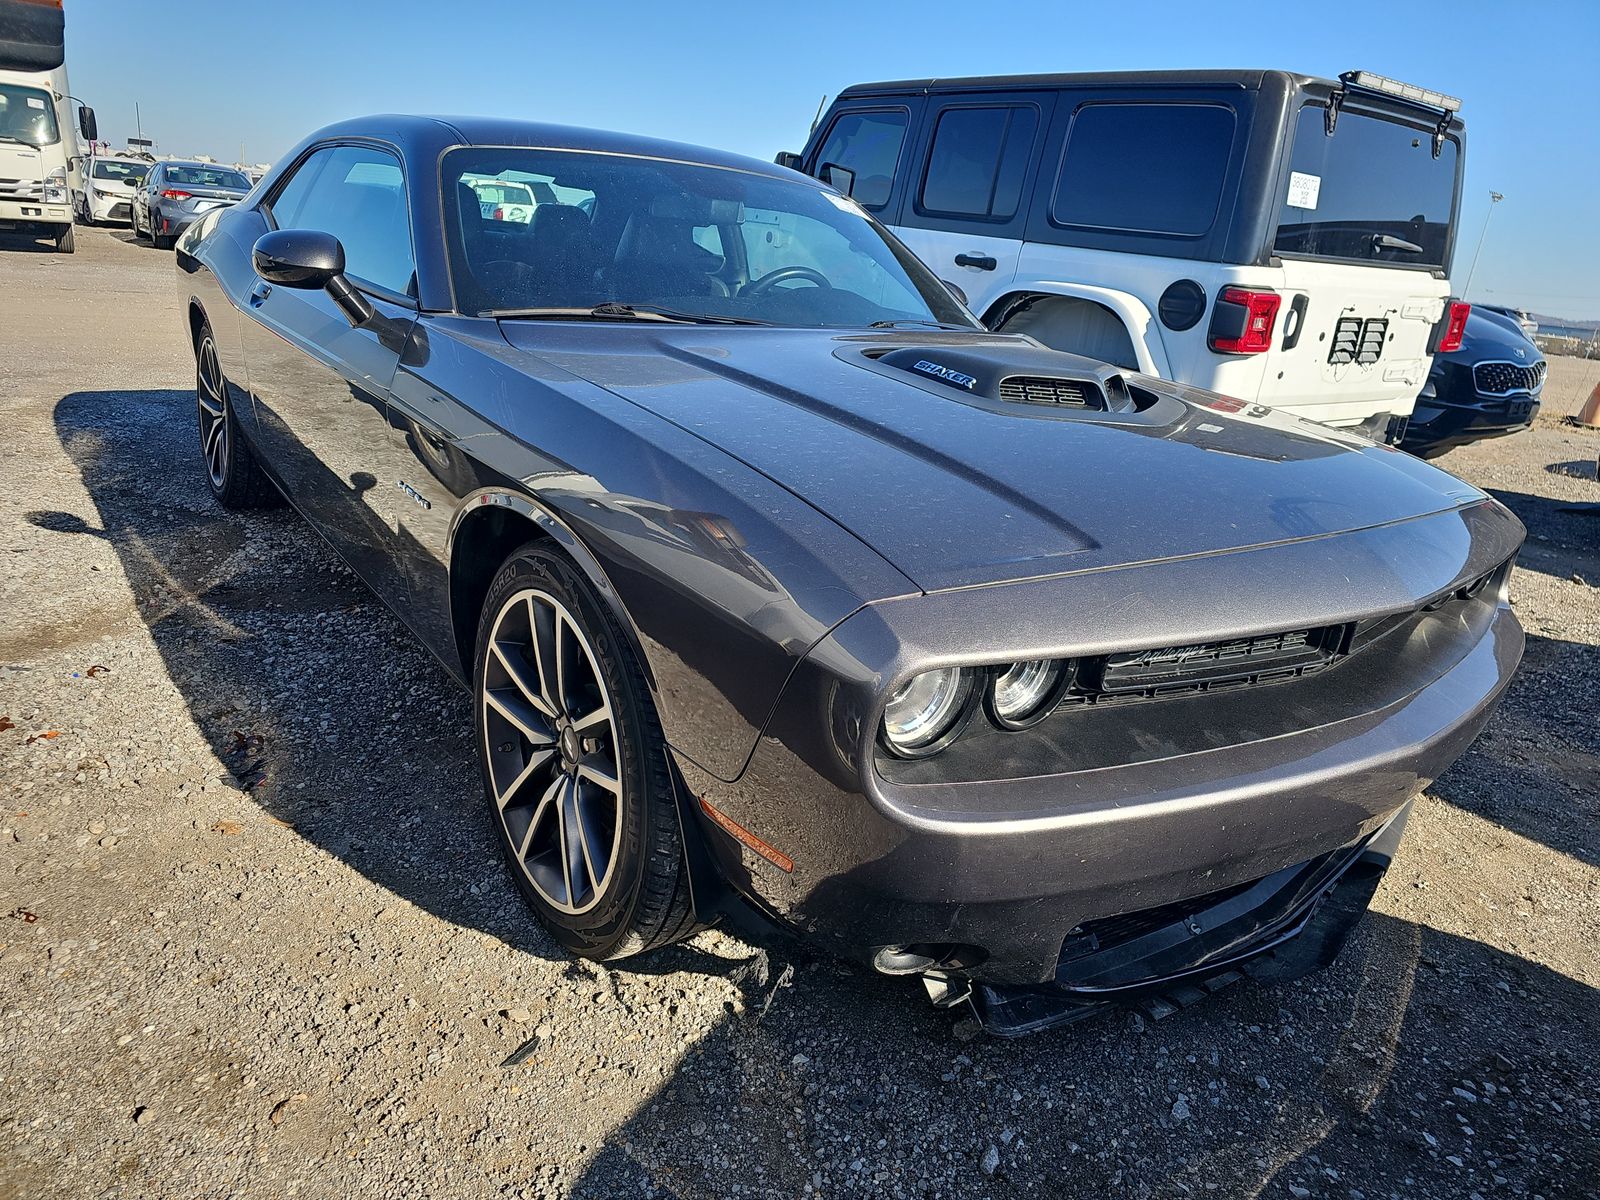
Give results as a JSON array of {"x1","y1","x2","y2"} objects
[
  {"x1": 44, "y1": 167, "x2": 67, "y2": 205},
  {"x1": 881, "y1": 667, "x2": 975, "y2": 758},
  {"x1": 986, "y1": 659, "x2": 1070, "y2": 730}
]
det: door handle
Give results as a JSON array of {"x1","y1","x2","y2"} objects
[
  {"x1": 954, "y1": 253, "x2": 997, "y2": 271},
  {"x1": 1281, "y1": 294, "x2": 1309, "y2": 350},
  {"x1": 249, "y1": 281, "x2": 272, "y2": 306}
]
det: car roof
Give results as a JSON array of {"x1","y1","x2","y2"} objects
[
  {"x1": 838, "y1": 68, "x2": 1321, "y2": 96},
  {"x1": 158, "y1": 160, "x2": 246, "y2": 170},
  {"x1": 304, "y1": 114, "x2": 798, "y2": 182}
]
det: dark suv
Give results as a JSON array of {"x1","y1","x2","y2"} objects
[{"x1": 1403, "y1": 306, "x2": 1547, "y2": 458}]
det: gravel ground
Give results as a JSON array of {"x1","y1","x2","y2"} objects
[{"x1": 2, "y1": 227, "x2": 1596, "y2": 1200}]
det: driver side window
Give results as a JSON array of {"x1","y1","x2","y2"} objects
[{"x1": 267, "y1": 145, "x2": 416, "y2": 297}]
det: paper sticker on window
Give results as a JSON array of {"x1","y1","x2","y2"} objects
[
  {"x1": 27, "y1": 96, "x2": 46, "y2": 109},
  {"x1": 1286, "y1": 171, "x2": 1321, "y2": 210}
]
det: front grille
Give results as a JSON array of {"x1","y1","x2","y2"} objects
[
  {"x1": 1328, "y1": 316, "x2": 1388, "y2": 365},
  {"x1": 0, "y1": 177, "x2": 44, "y2": 202},
  {"x1": 1473, "y1": 360, "x2": 1545, "y2": 396},
  {"x1": 1093, "y1": 626, "x2": 1347, "y2": 696},
  {"x1": 997, "y1": 376, "x2": 1098, "y2": 408}
]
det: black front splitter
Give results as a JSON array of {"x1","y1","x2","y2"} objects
[{"x1": 963, "y1": 808, "x2": 1408, "y2": 1038}]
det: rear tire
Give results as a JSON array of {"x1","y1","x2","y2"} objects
[
  {"x1": 474, "y1": 541, "x2": 695, "y2": 961},
  {"x1": 195, "y1": 319, "x2": 279, "y2": 509}
]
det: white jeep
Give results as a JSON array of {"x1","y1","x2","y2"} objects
[{"x1": 782, "y1": 69, "x2": 1471, "y2": 441}]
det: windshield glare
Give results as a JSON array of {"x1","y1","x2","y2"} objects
[
  {"x1": 0, "y1": 84, "x2": 60, "y2": 147},
  {"x1": 1273, "y1": 106, "x2": 1458, "y2": 268},
  {"x1": 92, "y1": 159, "x2": 146, "y2": 182},
  {"x1": 442, "y1": 147, "x2": 975, "y2": 328},
  {"x1": 165, "y1": 165, "x2": 251, "y2": 190}
]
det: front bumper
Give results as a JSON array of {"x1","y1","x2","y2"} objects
[
  {"x1": 88, "y1": 192, "x2": 134, "y2": 223},
  {"x1": 680, "y1": 503, "x2": 1524, "y2": 986},
  {"x1": 1404, "y1": 389, "x2": 1541, "y2": 456},
  {"x1": 0, "y1": 197, "x2": 71, "y2": 234}
]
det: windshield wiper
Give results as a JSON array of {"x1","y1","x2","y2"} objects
[
  {"x1": 491, "y1": 303, "x2": 769, "y2": 326},
  {"x1": 868, "y1": 318, "x2": 973, "y2": 331},
  {"x1": 1370, "y1": 234, "x2": 1425, "y2": 256},
  {"x1": 0, "y1": 134, "x2": 41, "y2": 148}
]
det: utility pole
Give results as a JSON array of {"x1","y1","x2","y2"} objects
[{"x1": 1462, "y1": 190, "x2": 1504, "y2": 298}]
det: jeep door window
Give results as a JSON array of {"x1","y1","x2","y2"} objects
[
  {"x1": 1273, "y1": 106, "x2": 1457, "y2": 268},
  {"x1": 442, "y1": 147, "x2": 972, "y2": 329},
  {"x1": 268, "y1": 145, "x2": 416, "y2": 297},
  {"x1": 1052, "y1": 103, "x2": 1234, "y2": 236},
  {"x1": 0, "y1": 84, "x2": 59, "y2": 147},
  {"x1": 919, "y1": 105, "x2": 1038, "y2": 219},
  {"x1": 811, "y1": 109, "x2": 908, "y2": 210}
]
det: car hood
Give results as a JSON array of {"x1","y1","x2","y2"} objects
[{"x1": 498, "y1": 324, "x2": 1487, "y2": 592}]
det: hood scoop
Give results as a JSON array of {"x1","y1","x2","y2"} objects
[{"x1": 864, "y1": 343, "x2": 1144, "y2": 416}]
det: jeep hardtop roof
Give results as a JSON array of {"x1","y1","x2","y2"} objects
[{"x1": 837, "y1": 69, "x2": 1324, "y2": 97}]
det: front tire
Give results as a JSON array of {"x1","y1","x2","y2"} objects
[
  {"x1": 474, "y1": 542, "x2": 694, "y2": 961},
  {"x1": 195, "y1": 320, "x2": 278, "y2": 509},
  {"x1": 56, "y1": 225, "x2": 75, "y2": 254}
]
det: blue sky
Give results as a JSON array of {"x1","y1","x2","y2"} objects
[{"x1": 64, "y1": 0, "x2": 1600, "y2": 317}]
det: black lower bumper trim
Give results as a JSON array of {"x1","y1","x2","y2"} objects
[{"x1": 967, "y1": 806, "x2": 1408, "y2": 1037}]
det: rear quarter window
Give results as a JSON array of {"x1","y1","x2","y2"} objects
[
  {"x1": 1051, "y1": 103, "x2": 1235, "y2": 237},
  {"x1": 918, "y1": 105, "x2": 1039, "y2": 220}
]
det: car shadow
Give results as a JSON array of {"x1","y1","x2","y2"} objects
[
  {"x1": 1485, "y1": 486, "x2": 1600, "y2": 583},
  {"x1": 1544, "y1": 459, "x2": 1598, "y2": 482},
  {"x1": 1426, "y1": 631, "x2": 1600, "y2": 871},
  {"x1": 0, "y1": 230, "x2": 61, "y2": 254},
  {"x1": 563, "y1": 912, "x2": 1598, "y2": 1198},
  {"x1": 46, "y1": 386, "x2": 771, "y2": 981}
]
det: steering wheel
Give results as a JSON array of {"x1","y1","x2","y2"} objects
[{"x1": 742, "y1": 266, "x2": 832, "y2": 296}]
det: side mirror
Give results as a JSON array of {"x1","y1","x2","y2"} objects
[
  {"x1": 818, "y1": 161, "x2": 855, "y2": 198},
  {"x1": 77, "y1": 105, "x2": 97, "y2": 143},
  {"x1": 252, "y1": 229, "x2": 373, "y2": 327},
  {"x1": 773, "y1": 150, "x2": 803, "y2": 171}
]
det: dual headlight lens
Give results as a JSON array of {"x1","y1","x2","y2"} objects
[
  {"x1": 880, "y1": 660, "x2": 1071, "y2": 757},
  {"x1": 882, "y1": 667, "x2": 974, "y2": 757}
]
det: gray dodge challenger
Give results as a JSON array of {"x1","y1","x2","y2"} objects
[{"x1": 173, "y1": 116, "x2": 1524, "y2": 1034}]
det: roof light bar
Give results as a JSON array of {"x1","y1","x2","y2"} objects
[
  {"x1": 1328, "y1": 71, "x2": 1462, "y2": 159},
  {"x1": 1340, "y1": 71, "x2": 1462, "y2": 113}
]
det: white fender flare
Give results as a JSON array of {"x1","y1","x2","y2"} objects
[{"x1": 989, "y1": 282, "x2": 1171, "y2": 378}]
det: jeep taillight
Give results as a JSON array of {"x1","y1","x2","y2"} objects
[
  {"x1": 1208, "y1": 287, "x2": 1282, "y2": 355},
  {"x1": 1436, "y1": 301, "x2": 1470, "y2": 353}
]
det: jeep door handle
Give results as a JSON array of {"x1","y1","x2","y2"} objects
[
  {"x1": 249, "y1": 281, "x2": 272, "y2": 306},
  {"x1": 954, "y1": 253, "x2": 997, "y2": 271}
]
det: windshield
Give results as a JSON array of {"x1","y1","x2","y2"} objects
[
  {"x1": 92, "y1": 159, "x2": 146, "y2": 182},
  {"x1": 164, "y1": 165, "x2": 251, "y2": 190},
  {"x1": 442, "y1": 147, "x2": 975, "y2": 328},
  {"x1": 0, "y1": 84, "x2": 59, "y2": 147},
  {"x1": 1273, "y1": 106, "x2": 1459, "y2": 268}
]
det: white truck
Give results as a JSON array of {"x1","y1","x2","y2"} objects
[
  {"x1": 782, "y1": 70, "x2": 1472, "y2": 443},
  {"x1": 0, "y1": 0, "x2": 96, "y2": 253}
]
